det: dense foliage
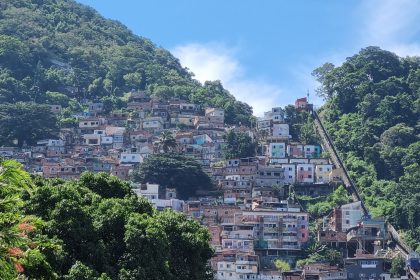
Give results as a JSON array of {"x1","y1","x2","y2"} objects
[
  {"x1": 132, "y1": 153, "x2": 213, "y2": 199},
  {"x1": 313, "y1": 46, "x2": 420, "y2": 251},
  {"x1": 223, "y1": 130, "x2": 257, "y2": 159},
  {"x1": 0, "y1": 102, "x2": 58, "y2": 147},
  {"x1": 0, "y1": 0, "x2": 253, "y2": 144},
  {"x1": 0, "y1": 160, "x2": 213, "y2": 279},
  {"x1": 284, "y1": 105, "x2": 319, "y2": 144}
]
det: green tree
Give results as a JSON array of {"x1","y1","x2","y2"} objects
[
  {"x1": 155, "y1": 130, "x2": 178, "y2": 153},
  {"x1": 274, "y1": 259, "x2": 290, "y2": 271},
  {"x1": 223, "y1": 130, "x2": 256, "y2": 159},
  {"x1": 316, "y1": 46, "x2": 420, "y2": 246},
  {"x1": 0, "y1": 102, "x2": 58, "y2": 147},
  {"x1": 132, "y1": 154, "x2": 213, "y2": 199},
  {"x1": 390, "y1": 256, "x2": 406, "y2": 277}
]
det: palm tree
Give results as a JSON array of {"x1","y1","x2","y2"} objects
[{"x1": 157, "y1": 130, "x2": 178, "y2": 153}]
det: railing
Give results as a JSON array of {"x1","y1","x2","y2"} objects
[
  {"x1": 387, "y1": 224, "x2": 412, "y2": 256},
  {"x1": 312, "y1": 108, "x2": 420, "y2": 280},
  {"x1": 312, "y1": 109, "x2": 368, "y2": 215}
]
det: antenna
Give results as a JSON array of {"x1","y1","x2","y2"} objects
[{"x1": 307, "y1": 90, "x2": 310, "y2": 103}]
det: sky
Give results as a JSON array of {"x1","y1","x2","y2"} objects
[{"x1": 77, "y1": 0, "x2": 420, "y2": 116}]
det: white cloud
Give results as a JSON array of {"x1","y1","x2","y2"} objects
[
  {"x1": 172, "y1": 43, "x2": 285, "y2": 116},
  {"x1": 359, "y1": 0, "x2": 420, "y2": 56}
]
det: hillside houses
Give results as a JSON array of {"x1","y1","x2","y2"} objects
[{"x1": 3, "y1": 95, "x2": 355, "y2": 278}]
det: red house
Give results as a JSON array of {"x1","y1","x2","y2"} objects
[{"x1": 295, "y1": 97, "x2": 308, "y2": 109}]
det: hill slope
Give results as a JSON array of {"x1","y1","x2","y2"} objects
[
  {"x1": 0, "y1": 0, "x2": 252, "y2": 125},
  {"x1": 314, "y1": 47, "x2": 420, "y2": 250}
]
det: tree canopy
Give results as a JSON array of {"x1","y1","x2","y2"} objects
[
  {"x1": 0, "y1": 0, "x2": 253, "y2": 130},
  {"x1": 0, "y1": 102, "x2": 58, "y2": 147},
  {"x1": 223, "y1": 130, "x2": 257, "y2": 159},
  {"x1": 314, "y1": 46, "x2": 420, "y2": 250},
  {"x1": 0, "y1": 160, "x2": 213, "y2": 279},
  {"x1": 131, "y1": 153, "x2": 213, "y2": 199}
]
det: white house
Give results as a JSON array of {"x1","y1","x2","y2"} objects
[
  {"x1": 282, "y1": 164, "x2": 296, "y2": 184},
  {"x1": 83, "y1": 134, "x2": 101, "y2": 146},
  {"x1": 120, "y1": 153, "x2": 143, "y2": 164},
  {"x1": 272, "y1": 123, "x2": 289, "y2": 138},
  {"x1": 340, "y1": 201, "x2": 364, "y2": 232},
  {"x1": 132, "y1": 183, "x2": 159, "y2": 200}
]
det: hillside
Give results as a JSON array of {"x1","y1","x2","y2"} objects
[
  {"x1": 313, "y1": 47, "x2": 420, "y2": 250},
  {"x1": 0, "y1": 0, "x2": 252, "y2": 126}
]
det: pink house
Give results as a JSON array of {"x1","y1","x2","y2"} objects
[
  {"x1": 287, "y1": 144, "x2": 304, "y2": 157},
  {"x1": 296, "y1": 163, "x2": 314, "y2": 183}
]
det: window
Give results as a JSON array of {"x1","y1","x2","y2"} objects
[
  {"x1": 319, "y1": 167, "x2": 323, "y2": 171},
  {"x1": 346, "y1": 220, "x2": 350, "y2": 224}
]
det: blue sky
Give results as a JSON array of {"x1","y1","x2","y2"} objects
[{"x1": 77, "y1": 0, "x2": 420, "y2": 115}]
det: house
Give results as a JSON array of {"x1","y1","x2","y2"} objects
[
  {"x1": 272, "y1": 123, "x2": 290, "y2": 138},
  {"x1": 302, "y1": 263, "x2": 347, "y2": 280},
  {"x1": 194, "y1": 116, "x2": 225, "y2": 130},
  {"x1": 255, "y1": 165, "x2": 285, "y2": 187},
  {"x1": 268, "y1": 142, "x2": 286, "y2": 158},
  {"x1": 193, "y1": 134, "x2": 213, "y2": 145},
  {"x1": 214, "y1": 252, "x2": 258, "y2": 280},
  {"x1": 179, "y1": 102, "x2": 200, "y2": 114},
  {"x1": 79, "y1": 118, "x2": 103, "y2": 128},
  {"x1": 142, "y1": 117, "x2": 164, "y2": 131},
  {"x1": 304, "y1": 145, "x2": 322, "y2": 158},
  {"x1": 295, "y1": 97, "x2": 308, "y2": 109},
  {"x1": 315, "y1": 164, "x2": 333, "y2": 183},
  {"x1": 119, "y1": 152, "x2": 143, "y2": 164},
  {"x1": 345, "y1": 254, "x2": 386, "y2": 280},
  {"x1": 331, "y1": 201, "x2": 364, "y2": 232},
  {"x1": 241, "y1": 205, "x2": 309, "y2": 252},
  {"x1": 296, "y1": 163, "x2": 315, "y2": 183},
  {"x1": 257, "y1": 118, "x2": 272, "y2": 131},
  {"x1": 205, "y1": 108, "x2": 225, "y2": 124},
  {"x1": 88, "y1": 102, "x2": 104, "y2": 113},
  {"x1": 127, "y1": 91, "x2": 151, "y2": 110},
  {"x1": 287, "y1": 144, "x2": 304, "y2": 158},
  {"x1": 132, "y1": 183, "x2": 159, "y2": 200},
  {"x1": 170, "y1": 115, "x2": 195, "y2": 128},
  {"x1": 108, "y1": 111, "x2": 129, "y2": 126},
  {"x1": 83, "y1": 134, "x2": 101, "y2": 146},
  {"x1": 317, "y1": 230, "x2": 348, "y2": 251},
  {"x1": 282, "y1": 164, "x2": 296, "y2": 184},
  {"x1": 0, "y1": 147, "x2": 18, "y2": 158},
  {"x1": 176, "y1": 132, "x2": 194, "y2": 145},
  {"x1": 105, "y1": 126, "x2": 125, "y2": 149},
  {"x1": 264, "y1": 107, "x2": 284, "y2": 123},
  {"x1": 110, "y1": 164, "x2": 131, "y2": 180},
  {"x1": 101, "y1": 136, "x2": 113, "y2": 145}
]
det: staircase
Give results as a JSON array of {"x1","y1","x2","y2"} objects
[{"x1": 311, "y1": 108, "x2": 420, "y2": 280}]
